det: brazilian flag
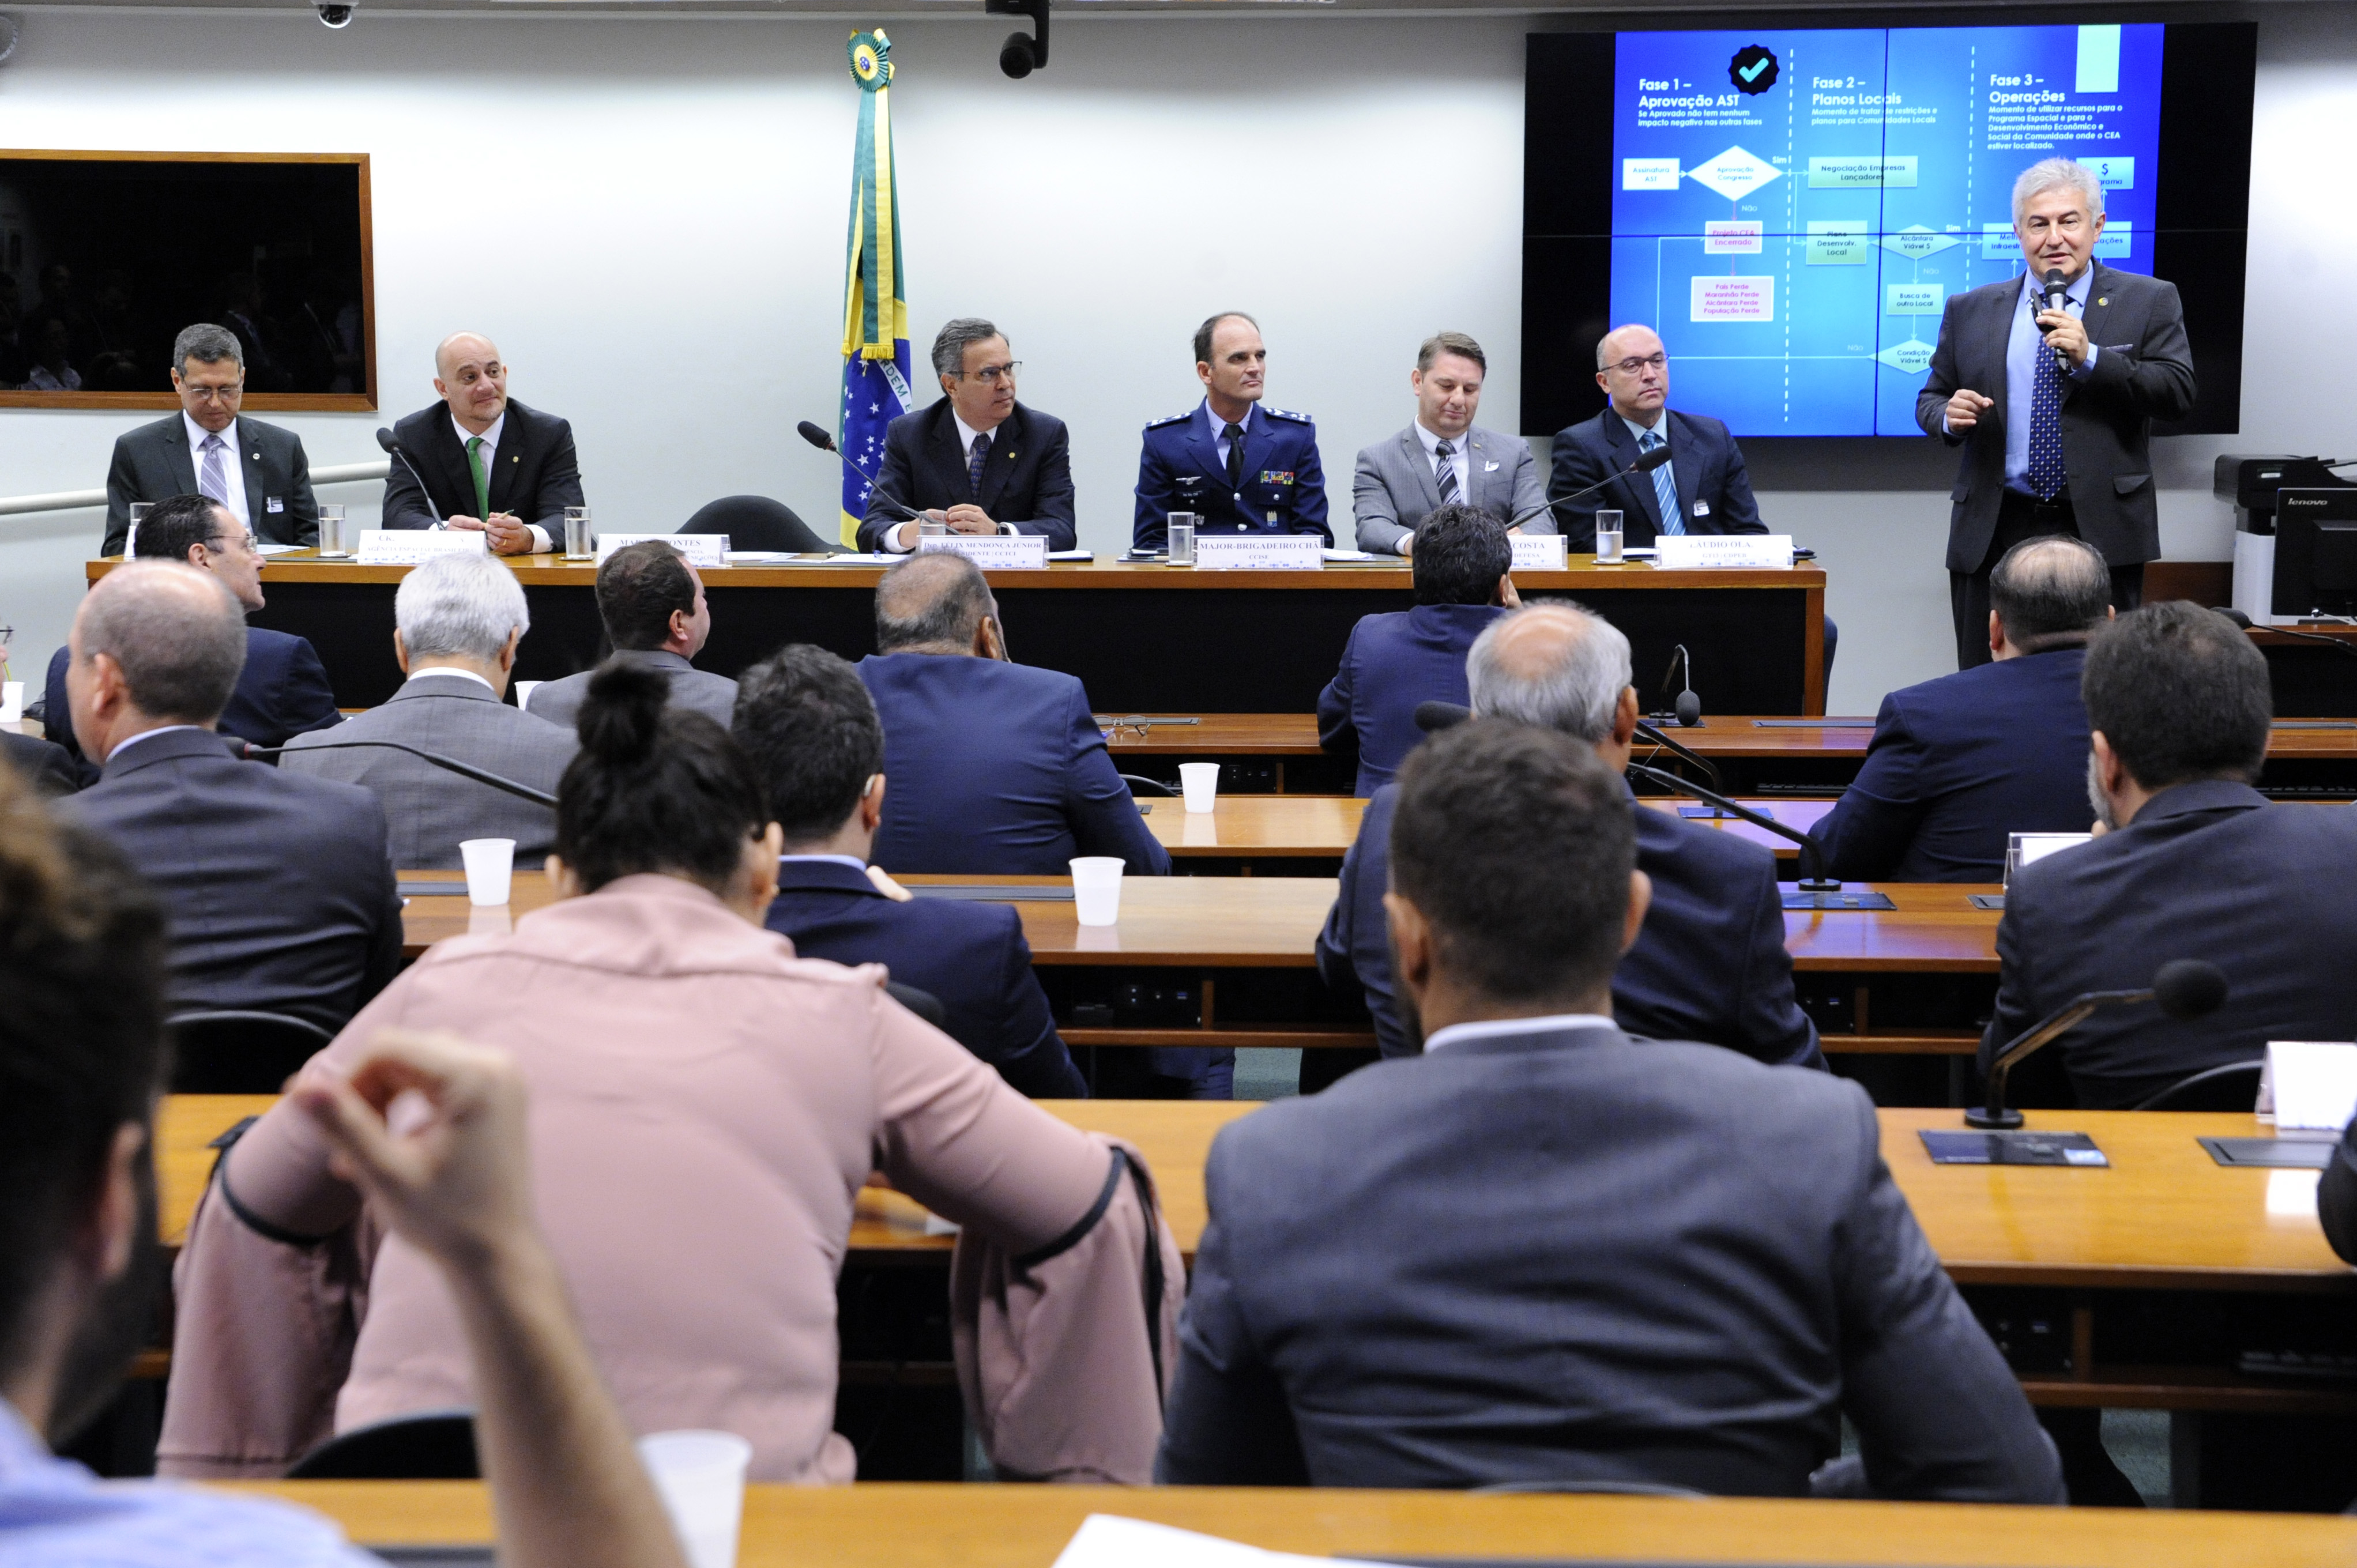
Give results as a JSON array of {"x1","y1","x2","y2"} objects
[{"x1": 836, "y1": 29, "x2": 914, "y2": 548}]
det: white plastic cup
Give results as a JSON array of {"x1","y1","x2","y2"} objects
[
  {"x1": 637, "y1": 1430, "x2": 752, "y2": 1568},
  {"x1": 514, "y1": 680, "x2": 543, "y2": 713},
  {"x1": 1070, "y1": 856, "x2": 1125, "y2": 927},
  {"x1": 0, "y1": 681, "x2": 21, "y2": 725},
  {"x1": 1178, "y1": 762, "x2": 1219, "y2": 814},
  {"x1": 457, "y1": 837, "x2": 515, "y2": 907}
]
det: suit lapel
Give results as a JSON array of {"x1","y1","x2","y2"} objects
[
  {"x1": 1186, "y1": 406, "x2": 1227, "y2": 494},
  {"x1": 1403, "y1": 429, "x2": 1442, "y2": 515},
  {"x1": 2070, "y1": 266, "x2": 2117, "y2": 404},
  {"x1": 928, "y1": 404, "x2": 976, "y2": 504},
  {"x1": 1466, "y1": 429, "x2": 1503, "y2": 515},
  {"x1": 425, "y1": 413, "x2": 478, "y2": 521},
  {"x1": 232, "y1": 419, "x2": 269, "y2": 534},
  {"x1": 1663, "y1": 414, "x2": 1696, "y2": 533},
  {"x1": 160, "y1": 420, "x2": 199, "y2": 496},
  {"x1": 980, "y1": 405, "x2": 1022, "y2": 513},
  {"x1": 1605, "y1": 416, "x2": 1662, "y2": 532},
  {"x1": 485, "y1": 406, "x2": 524, "y2": 515},
  {"x1": 1977, "y1": 281, "x2": 2019, "y2": 432}
]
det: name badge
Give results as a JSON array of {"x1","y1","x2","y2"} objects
[
  {"x1": 1655, "y1": 534, "x2": 1793, "y2": 570},
  {"x1": 1193, "y1": 536, "x2": 1321, "y2": 571},
  {"x1": 1510, "y1": 535, "x2": 1568, "y2": 571},
  {"x1": 265, "y1": 496, "x2": 285, "y2": 513},
  {"x1": 597, "y1": 532, "x2": 729, "y2": 568},
  {"x1": 1691, "y1": 501, "x2": 1710, "y2": 518},
  {"x1": 357, "y1": 529, "x2": 490, "y2": 565},
  {"x1": 915, "y1": 534, "x2": 1049, "y2": 571}
]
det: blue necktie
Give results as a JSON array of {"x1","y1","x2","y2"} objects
[
  {"x1": 967, "y1": 432, "x2": 990, "y2": 501},
  {"x1": 1642, "y1": 430, "x2": 1682, "y2": 535},
  {"x1": 2027, "y1": 303, "x2": 2068, "y2": 502}
]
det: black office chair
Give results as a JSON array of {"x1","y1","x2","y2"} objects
[
  {"x1": 287, "y1": 1409, "x2": 479, "y2": 1480},
  {"x1": 1119, "y1": 774, "x2": 1176, "y2": 797},
  {"x1": 166, "y1": 1010, "x2": 335, "y2": 1095},
  {"x1": 2132, "y1": 1060, "x2": 2265, "y2": 1113},
  {"x1": 684, "y1": 495, "x2": 833, "y2": 554},
  {"x1": 884, "y1": 980, "x2": 948, "y2": 1030}
]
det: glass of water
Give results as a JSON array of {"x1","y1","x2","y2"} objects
[
  {"x1": 1594, "y1": 509, "x2": 1625, "y2": 565},
  {"x1": 317, "y1": 503, "x2": 351, "y2": 559},
  {"x1": 1167, "y1": 513, "x2": 1198, "y2": 566},
  {"x1": 563, "y1": 507, "x2": 594, "y2": 560}
]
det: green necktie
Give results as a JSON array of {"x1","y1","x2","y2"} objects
[{"x1": 465, "y1": 435, "x2": 490, "y2": 521}]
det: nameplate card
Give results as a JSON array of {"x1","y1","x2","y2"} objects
[
  {"x1": 1510, "y1": 535, "x2": 1569, "y2": 571},
  {"x1": 1193, "y1": 536, "x2": 1321, "y2": 571},
  {"x1": 356, "y1": 529, "x2": 488, "y2": 566},
  {"x1": 597, "y1": 533, "x2": 729, "y2": 568},
  {"x1": 2258, "y1": 1041, "x2": 2357, "y2": 1131},
  {"x1": 916, "y1": 534, "x2": 1050, "y2": 571},
  {"x1": 1655, "y1": 534, "x2": 1793, "y2": 570}
]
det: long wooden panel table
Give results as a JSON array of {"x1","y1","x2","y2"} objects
[{"x1": 223, "y1": 1479, "x2": 2357, "y2": 1567}]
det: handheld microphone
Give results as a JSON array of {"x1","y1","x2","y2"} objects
[
  {"x1": 240, "y1": 737, "x2": 557, "y2": 808},
  {"x1": 1504, "y1": 444, "x2": 1675, "y2": 532},
  {"x1": 2040, "y1": 268, "x2": 2072, "y2": 374},
  {"x1": 1968, "y1": 959, "x2": 2229, "y2": 1129},
  {"x1": 797, "y1": 420, "x2": 921, "y2": 523},
  {"x1": 2215, "y1": 605, "x2": 2357, "y2": 661},
  {"x1": 376, "y1": 427, "x2": 453, "y2": 526}
]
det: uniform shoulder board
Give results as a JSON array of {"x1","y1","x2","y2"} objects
[
  {"x1": 1144, "y1": 412, "x2": 1192, "y2": 431},
  {"x1": 1263, "y1": 406, "x2": 1313, "y2": 425}
]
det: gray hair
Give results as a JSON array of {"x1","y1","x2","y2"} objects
[
  {"x1": 875, "y1": 552, "x2": 997, "y2": 652},
  {"x1": 1417, "y1": 331, "x2": 1486, "y2": 374},
  {"x1": 172, "y1": 322, "x2": 244, "y2": 376},
  {"x1": 1466, "y1": 601, "x2": 1632, "y2": 743},
  {"x1": 395, "y1": 550, "x2": 530, "y2": 661},
  {"x1": 77, "y1": 561, "x2": 248, "y2": 723},
  {"x1": 931, "y1": 318, "x2": 1003, "y2": 379},
  {"x1": 2012, "y1": 157, "x2": 2105, "y2": 225}
]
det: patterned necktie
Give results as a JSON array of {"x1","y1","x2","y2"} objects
[
  {"x1": 2027, "y1": 306, "x2": 2068, "y2": 502},
  {"x1": 1435, "y1": 439, "x2": 1460, "y2": 504},
  {"x1": 465, "y1": 436, "x2": 491, "y2": 520},
  {"x1": 1223, "y1": 423, "x2": 1246, "y2": 491},
  {"x1": 1643, "y1": 430, "x2": 1684, "y2": 535},
  {"x1": 198, "y1": 434, "x2": 229, "y2": 506},
  {"x1": 969, "y1": 432, "x2": 991, "y2": 500}
]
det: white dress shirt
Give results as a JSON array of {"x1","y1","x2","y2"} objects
[
  {"x1": 886, "y1": 409, "x2": 1014, "y2": 551},
  {"x1": 106, "y1": 723, "x2": 206, "y2": 763},
  {"x1": 778, "y1": 853, "x2": 871, "y2": 872},
  {"x1": 1207, "y1": 400, "x2": 1253, "y2": 473},
  {"x1": 1415, "y1": 420, "x2": 1474, "y2": 504},
  {"x1": 408, "y1": 665, "x2": 499, "y2": 693},
  {"x1": 183, "y1": 413, "x2": 250, "y2": 531},
  {"x1": 449, "y1": 410, "x2": 552, "y2": 553},
  {"x1": 1421, "y1": 1012, "x2": 1619, "y2": 1053}
]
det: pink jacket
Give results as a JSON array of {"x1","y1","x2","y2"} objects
[{"x1": 159, "y1": 874, "x2": 1180, "y2": 1483}]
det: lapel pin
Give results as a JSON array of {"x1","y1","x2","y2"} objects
[{"x1": 2097, "y1": 297, "x2": 2107, "y2": 307}]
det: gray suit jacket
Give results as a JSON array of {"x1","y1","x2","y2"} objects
[
  {"x1": 1351, "y1": 424, "x2": 1546, "y2": 555},
  {"x1": 1158, "y1": 1022, "x2": 2061, "y2": 1501},
  {"x1": 526, "y1": 650, "x2": 739, "y2": 732},
  {"x1": 103, "y1": 414, "x2": 319, "y2": 555},
  {"x1": 280, "y1": 673, "x2": 575, "y2": 870}
]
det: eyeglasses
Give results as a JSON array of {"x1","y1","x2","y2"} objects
[
  {"x1": 183, "y1": 383, "x2": 244, "y2": 403},
  {"x1": 205, "y1": 532, "x2": 261, "y2": 556},
  {"x1": 2020, "y1": 213, "x2": 2088, "y2": 237},
  {"x1": 960, "y1": 361, "x2": 1021, "y2": 386},
  {"x1": 1607, "y1": 352, "x2": 1668, "y2": 376}
]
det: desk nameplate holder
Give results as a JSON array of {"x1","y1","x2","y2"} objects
[
  {"x1": 1968, "y1": 894, "x2": 2005, "y2": 910},
  {"x1": 1782, "y1": 888, "x2": 1896, "y2": 911},
  {"x1": 2201, "y1": 1134, "x2": 2336, "y2": 1169},
  {"x1": 1921, "y1": 1130, "x2": 2109, "y2": 1166}
]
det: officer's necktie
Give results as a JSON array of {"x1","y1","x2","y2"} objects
[
  {"x1": 968, "y1": 433, "x2": 991, "y2": 500},
  {"x1": 1435, "y1": 439, "x2": 1460, "y2": 504},
  {"x1": 198, "y1": 434, "x2": 229, "y2": 506},
  {"x1": 2027, "y1": 305, "x2": 2068, "y2": 502},
  {"x1": 1642, "y1": 430, "x2": 1683, "y2": 535},
  {"x1": 466, "y1": 436, "x2": 491, "y2": 521},
  {"x1": 1223, "y1": 423, "x2": 1245, "y2": 493}
]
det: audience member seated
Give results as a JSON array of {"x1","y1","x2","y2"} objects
[
  {"x1": 734, "y1": 644, "x2": 1087, "y2": 1099},
  {"x1": 47, "y1": 493, "x2": 341, "y2": 785},
  {"x1": 1321, "y1": 602, "x2": 1820, "y2": 1067},
  {"x1": 1, "y1": 729, "x2": 75, "y2": 797},
  {"x1": 164, "y1": 662, "x2": 1179, "y2": 1483},
  {"x1": 2319, "y1": 1117, "x2": 2357, "y2": 1265},
  {"x1": 528, "y1": 540, "x2": 737, "y2": 728},
  {"x1": 57, "y1": 562, "x2": 400, "y2": 1035},
  {"x1": 1984, "y1": 600, "x2": 2357, "y2": 1109},
  {"x1": 1160, "y1": 720, "x2": 2061, "y2": 1498},
  {"x1": 1317, "y1": 503, "x2": 1518, "y2": 796},
  {"x1": 1815, "y1": 536, "x2": 2110, "y2": 882},
  {"x1": 283, "y1": 551, "x2": 574, "y2": 870},
  {"x1": 0, "y1": 771, "x2": 691, "y2": 1568}
]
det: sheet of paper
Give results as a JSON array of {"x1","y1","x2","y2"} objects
[
  {"x1": 2260, "y1": 1041, "x2": 2357, "y2": 1131},
  {"x1": 1049, "y1": 548, "x2": 1095, "y2": 560},
  {"x1": 1050, "y1": 1514, "x2": 1395, "y2": 1568},
  {"x1": 256, "y1": 542, "x2": 306, "y2": 555},
  {"x1": 1321, "y1": 548, "x2": 1379, "y2": 562}
]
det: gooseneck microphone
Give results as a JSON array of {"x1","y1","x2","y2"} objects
[
  {"x1": 1422, "y1": 702, "x2": 1722, "y2": 790},
  {"x1": 1654, "y1": 644, "x2": 1701, "y2": 728},
  {"x1": 797, "y1": 420, "x2": 921, "y2": 524},
  {"x1": 2040, "y1": 268, "x2": 2072, "y2": 373},
  {"x1": 1633, "y1": 719, "x2": 1722, "y2": 793},
  {"x1": 2215, "y1": 605, "x2": 2357, "y2": 661},
  {"x1": 376, "y1": 427, "x2": 451, "y2": 525},
  {"x1": 1504, "y1": 444, "x2": 1675, "y2": 532},
  {"x1": 1623, "y1": 762, "x2": 1843, "y2": 898},
  {"x1": 1968, "y1": 959, "x2": 2230, "y2": 1130},
  {"x1": 238, "y1": 738, "x2": 556, "y2": 809}
]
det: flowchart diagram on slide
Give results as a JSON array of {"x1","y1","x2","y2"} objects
[{"x1": 1607, "y1": 24, "x2": 2162, "y2": 434}]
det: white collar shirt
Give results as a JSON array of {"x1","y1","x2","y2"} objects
[
  {"x1": 1421, "y1": 1012, "x2": 1620, "y2": 1054},
  {"x1": 182, "y1": 413, "x2": 249, "y2": 529},
  {"x1": 1415, "y1": 420, "x2": 1474, "y2": 502}
]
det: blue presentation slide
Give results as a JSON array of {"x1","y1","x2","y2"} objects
[{"x1": 1609, "y1": 24, "x2": 2164, "y2": 435}]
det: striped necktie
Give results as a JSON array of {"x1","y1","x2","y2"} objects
[
  {"x1": 969, "y1": 432, "x2": 991, "y2": 500},
  {"x1": 1434, "y1": 439, "x2": 1460, "y2": 505},
  {"x1": 198, "y1": 434, "x2": 229, "y2": 506},
  {"x1": 1642, "y1": 430, "x2": 1683, "y2": 535}
]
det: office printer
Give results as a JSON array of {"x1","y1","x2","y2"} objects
[{"x1": 2215, "y1": 455, "x2": 2357, "y2": 623}]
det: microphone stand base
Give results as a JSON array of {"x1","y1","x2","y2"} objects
[
  {"x1": 1963, "y1": 1107, "x2": 2027, "y2": 1130},
  {"x1": 1779, "y1": 887, "x2": 1898, "y2": 911}
]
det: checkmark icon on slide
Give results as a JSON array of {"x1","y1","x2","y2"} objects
[{"x1": 1738, "y1": 56, "x2": 1769, "y2": 81}]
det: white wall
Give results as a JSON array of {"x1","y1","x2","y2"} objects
[{"x1": 0, "y1": 4, "x2": 2347, "y2": 717}]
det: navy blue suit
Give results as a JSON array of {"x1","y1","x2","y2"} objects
[
  {"x1": 855, "y1": 399, "x2": 1076, "y2": 553},
  {"x1": 44, "y1": 627, "x2": 342, "y2": 785},
  {"x1": 1317, "y1": 603, "x2": 1505, "y2": 798},
  {"x1": 57, "y1": 727, "x2": 403, "y2": 1034},
  {"x1": 1983, "y1": 781, "x2": 2357, "y2": 1109},
  {"x1": 1133, "y1": 402, "x2": 1330, "y2": 551},
  {"x1": 765, "y1": 858, "x2": 1086, "y2": 1099},
  {"x1": 1814, "y1": 646, "x2": 2092, "y2": 883},
  {"x1": 1320, "y1": 781, "x2": 1821, "y2": 1067},
  {"x1": 1, "y1": 730, "x2": 77, "y2": 797},
  {"x1": 1545, "y1": 408, "x2": 1763, "y2": 551}
]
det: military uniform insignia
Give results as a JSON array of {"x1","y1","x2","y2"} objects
[
  {"x1": 1259, "y1": 470, "x2": 1295, "y2": 485},
  {"x1": 1145, "y1": 412, "x2": 1191, "y2": 430}
]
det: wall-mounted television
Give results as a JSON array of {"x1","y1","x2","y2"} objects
[
  {"x1": 1523, "y1": 21, "x2": 2254, "y2": 439},
  {"x1": 0, "y1": 150, "x2": 374, "y2": 411}
]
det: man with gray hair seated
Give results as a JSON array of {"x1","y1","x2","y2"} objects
[
  {"x1": 1319, "y1": 600, "x2": 1820, "y2": 1071},
  {"x1": 100, "y1": 322, "x2": 321, "y2": 556},
  {"x1": 57, "y1": 561, "x2": 402, "y2": 1034},
  {"x1": 284, "y1": 551, "x2": 574, "y2": 869}
]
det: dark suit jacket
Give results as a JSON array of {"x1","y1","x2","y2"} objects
[
  {"x1": 1544, "y1": 408, "x2": 1763, "y2": 551},
  {"x1": 1319, "y1": 782, "x2": 1820, "y2": 1067},
  {"x1": 1316, "y1": 603, "x2": 1504, "y2": 797},
  {"x1": 1157, "y1": 1022, "x2": 2061, "y2": 1499},
  {"x1": 857, "y1": 653, "x2": 1170, "y2": 877},
  {"x1": 1815, "y1": 645, "x2": 2093, "y2": 883},
  {"x1": 2319, "y1": 1120, "x2": 2357, "y2": 1265},
  {"x1": 103, "y1": 414, "x2": 319, "y2": 554},
  {"x1": 57, "y1": 728, "x2": 403, "y2": 1034},
  {"x1": 44, "y1": 628, "x2": 342, "y2": 784},
  {"x1": 856, "y1": 399, "x2": 1076, "y2": 552},
  {"x1": 1982, "y1": 780, "x2": 2357, "y2": 1108},
  {"x1": 1917, "y1": 264, "x2": 2196, "y2": 571},
  {"x1": 763, "y1": 858, "x2": 1086, "y2": 1099},
  {"x1": 380, "y1": 398, "x2": 585, "y2": 532},
  {"x1": 1, "y1": 730, "x2": 77, "y2": 797}
]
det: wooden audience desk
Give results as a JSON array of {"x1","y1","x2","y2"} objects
[
  {"x1": 88, "y1": 550, "x2": 1828, "y2": 717},
  {"x1": 225, "y1": 1479, "x2": 2357, "y2": 1567}
]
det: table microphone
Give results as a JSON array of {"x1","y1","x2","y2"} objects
[
  {"x1": 236, "y1": 738, "x2": 556, "y2": 808},
  {"x1": 2215, "y1": 605, "x2": 2357, "y2": 661},
  {"x1": 1633, "y1": 719, "x2": 1722, "y2": 793},
  {"x1": 2041, "y1": 269, "x2": 2072, "y2": 373},
  {"x1": 376, "y1": 427, "x2": 451, "y2": 523},
  {"x1": 1622, "y1": 761, "x2": 1844, "y2": 897},
  {"x1": 1968, "y1": 959, "x2": 2229, "y2": 1129},
  {"x1": 1654, "y1": 644, "x2": 1701, "y2": 727},
  {"x1": 1503, "y1": 444, "x2": 1675, "y2": 531},
  {"x1": 796, "y1": 420, "x2": 922, "y2": 523}
]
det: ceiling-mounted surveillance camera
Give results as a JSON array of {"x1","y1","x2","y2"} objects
[
  {"x1": 985, "y1": 0, "x2": 1048, "y2": 78},
  {"x1": 317, "y1": 3, "x2": 355, "y2": 27}
]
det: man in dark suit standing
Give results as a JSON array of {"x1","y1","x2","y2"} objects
[
  {"x1": 1985, "y1": 600, "x2": 2357, "y2": 1110},
  {"x1": 1816, "y1": 535, "x2": 2111, "y2": 882},
  {"x1": 382, "y1": 332, "x2": 586, "y2": 556},
  {"x1": 1162, "y1": 720, "x2": 2059, "y2": 1499},
  {"x1": 55, "y1": 562, "x2": 402, "y2": 1034},
  {"x1": 1320, "y1": 602, "x2": 1819, "y2": 1069},
  {"x1": 100, "y1": 323, "x2": 319, "y2": 556},
  {"x1": 733, "y1": 643, "x2": 1087, "y2": 1099},
  {"x1": 1546, "y1": 325, "x2": 1764, "y2": 551},
  {"x1": 857, "y1": 318, "x2": 1076, "y2": 553},
  {"x1": 1317, "y1": 504, "x2": 1516, "y2": 797},
  {"x1": 1920, "y1": 158, "x2": 2197, "y2": 670}
]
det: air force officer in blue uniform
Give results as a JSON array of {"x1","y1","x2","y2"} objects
[{"x1": 1134, "y1": 312, "x2": 1330, "y2": 552}]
